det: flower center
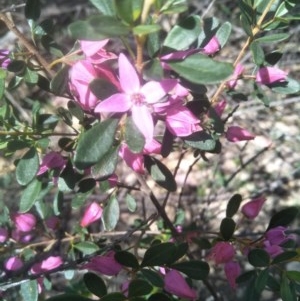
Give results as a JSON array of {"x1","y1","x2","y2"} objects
[{"x1": 131, "y1": 93, "x2": 145, "y2": 106}]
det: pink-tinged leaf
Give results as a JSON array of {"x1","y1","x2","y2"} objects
[
  {"x1": 132, "y1": 105, "x2": 154, "y2": 141},
  {"x1": 94, "y1": 93, "x2": 131, "y2": 113},
  {"x1": 118, "y1": 53, "x2": 140, "y2": 93}
]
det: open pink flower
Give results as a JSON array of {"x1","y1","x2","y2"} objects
[
  {"x1": 241, "y1": 197, "x2": 266, "y2": 219},
  {"x1": 95, "y1": 53, "x2": 177, "y2": 141},
  {"x1": 5, "y1": 256, "x2": 24, "y2": 271},
  {"x1": 226, "y1": 126, "x2": 255, "y2": 142},
  {"x1": 37, "y1": 152, "x2": 66, "y2": 176},
  {"x1": 224, "y1": 261, "x2": 241, "y2": 289},
  {"x1": 164, "y1": 269, "x2": 197, "y2": 300},
  {"x1": 80, "y1": 202, "x2": 103, "y2": 227},
  {"x1": 82, "y1": 251, "x2": 122, "y2": 276},
  {"x1": 31, "y1": 256, "x2": 63, "y2": 274},
  {"x1": 13, "y1": 213, "x2": 36, "y2": 232},
  {"x1": 201, "y1": 36, "x2": 220, "y2": 55},
  {"x1": 256, "y1": 66, "x2": 287, "y2": 85},
  {"x1": 208, "y1": 242, "x2": 235, "y2": 265}
]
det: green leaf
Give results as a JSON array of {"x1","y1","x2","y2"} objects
[
  {"x1": 91, "y1": 145, "x2": 119, "y2": 178},
  {"x1": 248, "y1": 249, "x2": 270, "y2": 267},
  {"x1": 74, "y1": 118, "x2": 119, "y2": 170},
  {"x1": 271, "y1": 77, "x2": 300, "y2": 94},
  {"x1": 280, "y1": 275, "x2": 296, "y2": 301},
  {"x1": 102, "y1": 196, "x2": 119, "y2": 231},
  {"x1": 50, "y1": 65, "x2": 70, "y2": 95},
  {"x1": 236, "y1": 270, "x2": 256, "y2": 284},
  {"x1": 74, "y1": 242, "x2": 100, "y2": 255},
  {"x1": 163, "y1": 15, "x2": 201, "y2": 50},
  {"x1": 24, "y1": 68, "x2": 39, "y2": 84},
  {"x1": 169, "y1": 54, "x2": 233, "y2": 84},
  {"x1": 272, "y1": 251, "x2": 298, "y2": 265},
  {"x1": 16, "y1": 147, "x2": 39, "y2": 186},
  {"x1": 7, "y1": 60, "x2": 26, "y2": 74},
  {"x1": 143, "y1": 58, "x2": 164, "y2": 81},
  {"x1": 141, "y1": 269, "x2": 164, "y2": 288},
  {"x1": 171, "y1": 260, "x2": 209, "y2": 280},
  {"x1": 89, "y1": 78, "x2": 118, "y2": 100},
  {"x1": 25, "y1": 0, "x2": 40, "y2": 20},
  {"x1": 183, "y1": 131, "x2": 217, "y2": 151},
  {"x1": 89, "y1": 0, "x2": 116, "y2": 16},
  {"x1": 126, "y1": 193, "x2": 137, "y2": 212},
  {"x1": 45, "y1": 294, "x2": 93, "y2": 301},
  {"x1": 19, "y1": 179, "x2": 42, "y2": 212},
  {"x1": 67, "y1": 101, "x2": 84, "y2": 122},
  {"x1": 148, "y1": 293, "x2": 171, "y2": 301},
  {"x1": 250, "y1": 41, "x2": 265, "y2": 65},
  {"x1": 125, "y1": 116, "x2": 145, "y2": 153},
  {"x1": 115, "y1": 251, "x2": 139, "y2": 269},
  {"x1": 160, "y1": 0, "x2": 188, "y2": 14},
  {"x1": 133, "y1": 24, "x2": 161, "y2": 36},
  {"x1": 255, "y1": 33, "x2": 290, "y2": 43},
  {"x1": 128, "y1": 279, "x2": 153, "y2": 297},
  {"x1": 84, "y1": 273, "x2": 107, "y2": 298},
  {"x1": 220, "y1": 217, "x2": 236, "y2": 241},
  {"x1": 144, "y1": 156, "x2": 177, "y2": 192},
  {"x1": 20, "y1": 280, "x2": 38, "y2": 301},
  {"x1": 226, "y1": 194, "x2": 242, "y2": 218},
  {"x1": 255, "y1": 268, "x2": 269, "y2": 294},
  {"x1": 286, "y1": 271, "x2": 300, "y2": 282},
  {"x1": 141, "y1": 242, "x2": 177, "y2": 267},
  {"x1": 100, "y1": 293, "x2": 126, "y2": 301},
  {"x1": 266, "y1": 275, "x2": 280, "y2": 291},
  {"x1": 115, "y1": 0, "x2": 134, "y2": 24},
  {"x1": 267, "y1": 206, "x2": 299, "y2": 230},
  {"x1": 216, "y1": 21, "x2": 232, "y2": 48},
  {"x1": 68, "y1": 16, "x2": 130, "y2": 40}
]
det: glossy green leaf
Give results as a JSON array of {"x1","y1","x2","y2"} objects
[
  {"x1": 255, "y1": 33, "x2": 290, "y2": 43},
  {"x1": 74, "y1": 242, "x2": 100, "y2": 255},
  {"x1": 271, "y1": 77, "x2": 300, "y2": 94},
  {"x1": 24, "y1": 68, "x2": 39, "y2": 84},
  {"x1": 67, "y1": 101, "x2": 84, "y2": 122},
  {"x1": 89, "y1": 0, "x2": 116, "y2": 15},
  {"x1": 74, "y1": 118, "x2": 119, "y2": 170},
  {"x1": 266, "y1": 275, "x2": 280, "y2": 291},
  {"x1": 100, "y1": 293, "x2": 126, "y2": 301},
  {"x1": 7, "y1": 60, "x2": 26, "y2": 74},
  {"x1": 216, "y1": 21, "x2": 232, "y2": 48},
  {"x1": 226, "y1": 194, "x2": 242, "y2": 218},
  {"x1": 91, "y1": 145, "x2": 119, "y2": 178},
  {"x1": 280, "y1": 275, "x2": 296, "y2": 301},
  {"x1": 272, "y1": 251, "x2": 298, "y2": 265},
  {"x1": 19, "y1": 179, "x2": 42, "y2": 212},
  {"x1": 115, "y1": 251, "x2": 139, "y2": 269},
  {"x1": 183, "y1": 131, "x2": 217, "y2": 151},
  {"x1": 45, "y1": 294, "x2": 93, "y2": 301},
  {"x1": 267, "y1": 206, "x2": 299, "y2": 230},
  {"x1": 171, "y1": 260, "x2": 210, "y2": 280},
  {"x1": 84, "y1": 273, "x2": 107, "y2": 298},
  {"x1": 141, "y1": 242, "x2": 177, "y2": 267},
  {"x1": 68, "y1": 16, "x2": 130, "y2": 40},
  {"x1": 255, "y1": 268, "x2": 269, "y2": 294},
  {"x1": 125, "y1": 116, "x2": 145, "y2": 153},
  {"x1": 133, "y1": 24, "x2": 161, "y2": 36},
  {"x1": 250, "y1": 41, "x2": 265, "y2": 65},
  {"x1": 144, "y1": 156, "x2": 177, "y2": 192},
  {"x1": 125, "y1": 193, "x2": 137, "y2": 212},
  {"x1": 102, "y1": 196, "x2": 119, "y2": 231},
  {"x1": 25, "y1": 0, "x2": 40, "y2": 20},
  {"x1": 20, "y1": 280, "x2": 38, "y2": 301},
  {"x1": 115, "y1": 0, "x2": 134, "y2": 24},
  {"x1": 16, "y1": 147, "x2": 39, "y2": 186},
  {"x1": 50, "y1": 65, "x2": 70, "y2": 95},
  {"x1": 89, "y1": 78, "x2": 118, "y2": 100},
  {"x1": 220, "y1": 217, "x2": 236, "y2": 241},
  {"x1": 248, "y1": 249, "x2": 270, "y2": 267},
  {"x1": 163, "y1": 15, "x2": 201, "y2": 50},
  {"x1": 169, "y1": 54, "x2": 233, "y2": 84},
  {"x1": 286, "y1": 271, "x2": 300, "y2": 282},
  {"x1": 160, "y1": 0, "x2": 188, "y2": 14},
  {"x1": 236, "y1": 270, "x2": 256, "y2": 284},
  {"x1": 128, "y1": 279, "x2": 153, "y2": 297},
  {"x1": 141, "y1": 269, "x2": 164, "y2": 288}
]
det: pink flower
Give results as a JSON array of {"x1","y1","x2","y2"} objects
[
  {"x1": 263, "y1": 241, "x2": 283, "y2": 258},
  {"x1": 164, "y1": 269, "x2": 197, "y2": 300},
  {"x1": 82, "y1": 251, "x2": 122, "y2": 276},
  {"x1": 5, "y1": 256, "x2": 24, "y2": 271},
  {"x1": 37, "y1": 152, "x2": 66, "y2": 176},
  {"x1": 95, "y1": 53, "x2": 177, "y2": 141},
  {"x1": 119, "y1": 139, "x2": 161, "y2": 174},
  {"x1": 241, "y1": 197, "x2": 266, "y2": 219},
  {"x1": 265, "y1": 226, "x2": 293, "y2": 246},
  {"x1": 45, "y1": 216, "x2": 60, "y2": 230},
  {"x1": 0, "y1": 50, "x2": 10, "y2": 69},
  {"x1": 256, "y1": 66, "x2": 287, "y2": 85},
  {"x1": 80, "y1": 202, "x2": 103, "y2": 227},
  {"x1": 212, "y1": 99, "x2": 227, "y2": 117},
  {"x1": 0, "y1": 228, "x2": 8, "y2": 243},
  {"x1": 224, "y1": 261, "x2": 241, "y2": 289},
  {"x1": 226, "y1": 63, "x2": 245, "y2": 89},
  {"x1": 201, "y1": 36, "x2": 220, "y2": 55},
  {"x1": 13, "y1": 213, "x2": 36, "y2": 232},
  {"x1": 208, "y1": 242, "x2": 235, "y2": 265},
  {"x1": 11, "y1": 229, "x2": 33, "y2": 243},
  {"x1": 31, "y1": 256, "x2": 63, "y2": 274},
  {"x1": 225, "y1": 126, "x2": 255, "y2": 142}
]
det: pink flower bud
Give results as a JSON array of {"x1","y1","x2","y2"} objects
[
  {"x1": 0, "y1": 50, "x2": 10, "y2": 69},
  {"x1": 0, "y1": 228, "x2": 8, "y2": 243},
  {"x1": 212, "y1": 99, "x2": 227, "y2": 117},
  {"x1": 13, "y1": 213, "x2": 36, "y2": 232},
  {"x1": 31, "y1": 256, "x2": 63, "y2": 274},
  {"x1": 37, "y1": 152, "x2": 66, "y2": 176},
  {"x1": 202, "y1": 36, "x2": 220, "y2": 55},
  {"x1": 256, "y1": 66, "x2": 288, "y2": 85},
  {"x1": 80, "y1": 202, "x2": 103, "y2": 227},
  {"x1": 45, "y1": 216, "x2": 60, "y2": 230},
  {"x1": 263, "y1": 240, "x2": 283, "y2": 258},
  {"x1": 226, "y1": 63, "x2": 245, "y2": 90},
  {"x1": 265, "y1": 226, "x2": 293, "y2": 246},
  {"x1": 11, "y1": 229, "x2": 33, "y2": 243},
  {"x1": 224, "y1": 261, "x2": 241, "y2": 289},
  {"x1": 5, "y1": 256, "x2": 24, "y2": 271},
  {"x1": 226, "y1": 126, "x2": 255, "y2": 142},
  {"x1": 241, "y1": 197, "x2": 266, "y2": 219},
  {"x1": 208, "y1": 242, "x2": 235, "y2": 265},
  {"x1": 82, "y1": 251, "x2": 122, "y2": 276},
  {"x1": 164, "y1": 269, "x2": 197, "y2": 300}
]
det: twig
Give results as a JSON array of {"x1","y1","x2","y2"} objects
[{"x1": 0, "y1": 4, "x2": 26, "y2": 13}]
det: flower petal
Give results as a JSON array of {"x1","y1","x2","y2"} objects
[
  {"x1": 94, "y1": 93, "x2": 131, "y2": 113},
  {"x1": 132, "y1": 105, "x2": 154, "y2": 141},
  {"x1": 118, "y1": 53, "x2": 140, "y2": 93}
]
